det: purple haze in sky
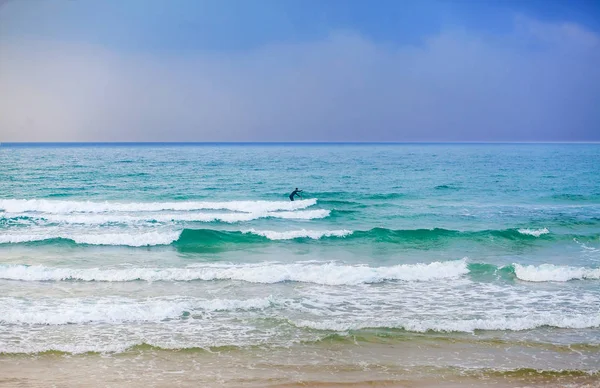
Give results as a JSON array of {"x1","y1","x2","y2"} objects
[{"x1": 0, "y1": 0, "x2": 599, "y2": 142}]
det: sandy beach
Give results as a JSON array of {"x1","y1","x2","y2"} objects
[{"x1": 2, "y1": 339, "x2": 599, "y2": 387}]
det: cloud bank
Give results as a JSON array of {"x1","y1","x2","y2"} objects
[{"x1": 0, "y1": 17, "x2": 599, "y2": 142}]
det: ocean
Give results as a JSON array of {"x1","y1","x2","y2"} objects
[{"x1": 0, "y1": 143, "x2": 599, "y2": 387}]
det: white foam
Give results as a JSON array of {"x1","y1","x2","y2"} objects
[
  {"x1": 0, "y1": 259, "x2": 469, "y2": 285},
  {"x1": 244, "y1": 229, "x2": 353, "y2": 240},
  {"x1": 2, "y1": 209, "x2": 330, "y2": 225},
  {"x1": 517, "y1": 228, "x2": 549, "y2": 237},
  {"x1": 0, "y1": 296, "x2": 277, "y2": 325},
  {"x1": 514, "y1": 263, "x2": 600, "y2": 282},
  {"x1": 293, "y1": 313, "x2": 600, "y2": 333},
  {"x1": 574, "y1": 238, "x2": 599, "y2": 252},
  {"x1": 0, "y1": 198, "x2": 317, "y2": 214},
  {"x1": 0, "y1": 230, "x2": 181, "y2": 246},
  {"x1": 270, "y1": 209, "x2": 330, "y2": 220},
  {"x1": 0, "y1": 218, "x2": 333, "y2": 247},
  {"x1": 0, "y1": 342, "x2": 137, "y2": 355}
]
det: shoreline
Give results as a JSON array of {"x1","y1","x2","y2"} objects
[{"x1": 2, "y1": 342, "x2": 599, "y2": 388}]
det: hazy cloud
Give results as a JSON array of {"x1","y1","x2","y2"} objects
[{"x1": 0, "y1": 17, "x2": 599, "y2": 141}]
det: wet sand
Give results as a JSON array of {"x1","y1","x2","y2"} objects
[{"x1": 1, "y1": 341, "x2": 598, "y2": 388}]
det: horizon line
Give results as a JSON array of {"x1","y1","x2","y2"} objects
[{"x1": 2, "y1": 141, "x2": 600, "y2": 146}]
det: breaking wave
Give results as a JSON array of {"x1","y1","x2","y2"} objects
[
  {"x1": 292, "y1": 313, "x2": 600, "y2": 333},
  {"x1": 0, "y1": 198, "x2": 318, "y2": 213},
  {"x1": 0, "y1": 296, "x2": 279, "y2": 325},
  {"x1": 0, "y1": 227, "x2": 567, "y2": 248},
  {"x1": 0, "y1": 259, "x2": 469, "y2": 285}
]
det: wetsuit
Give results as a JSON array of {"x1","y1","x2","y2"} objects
[{"x1": 289, "y1": 189, "x2": 302, "y2": 201}]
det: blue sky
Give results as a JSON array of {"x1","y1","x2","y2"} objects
[{"x1": 0, "y1": 0, "x2": 599, "y2": 141}]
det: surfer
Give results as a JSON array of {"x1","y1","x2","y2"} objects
[{"x1": 289, "y1": 188, "x2": 303, "y2": 201}]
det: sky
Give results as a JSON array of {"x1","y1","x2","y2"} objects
[{"x1": 0, "y1": 0, "x2": 599, "y2": 142}]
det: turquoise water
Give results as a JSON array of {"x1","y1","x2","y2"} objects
[{"x1": 0, "y1": 144, "x2": 599, "y2": 373}]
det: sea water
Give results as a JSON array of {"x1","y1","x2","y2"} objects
[{"x1": 0, "y1": 143, "x2": 599, "y2": 385}]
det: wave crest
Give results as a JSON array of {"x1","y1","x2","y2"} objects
[
  {"x1": 0, "y1": 198, "x2": 318, "y2": 213},
  {"x1": 0, "y1": 226, "x2": 579, "y2": 248},
  {"x1": 517, "y1": 228, "x2": 550, "y2": 237},
  {"x1": 292, "y1": 313, "x2": 600, "y2": 333},
  {"x1": 0, "y1": 259, "x2": 469, "y2": 285},
  {"x1": 514, "y1": 263, "x2": 600, "y2": 282},
  {"x1": 243, "y1": 229, "x2": 352, "y2": 240}
]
